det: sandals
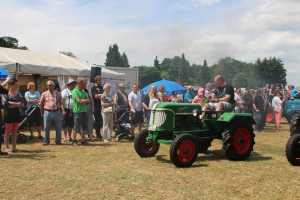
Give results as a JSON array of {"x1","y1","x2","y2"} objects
[{"x1": 12, "y1": 149, "x2": 19, "y2": 153}]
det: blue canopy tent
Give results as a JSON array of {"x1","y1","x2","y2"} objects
[
  {"x1": 0, "y1": 67, "x2": 11, "y2": 81},
  {"x1": 140, "y1": 80, "x2": 186, "y2": 95}
]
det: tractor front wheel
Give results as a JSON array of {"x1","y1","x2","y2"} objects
[
  {"x1": 134, "y1": 129, "x2": 160, "y2": 158},
  {"x1": 286, "y1": 134, "x2": 300, "y2": 166},
  {"x1": 222, "y1": 122, "x2": 255, "y2": 160},
  {"x1": 170, "y1": 133, "x2": 198, "y2": 167}
]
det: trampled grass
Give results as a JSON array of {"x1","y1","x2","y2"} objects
[{"x1": 1, "y1": 120, "x2": 299, "y2": 200}]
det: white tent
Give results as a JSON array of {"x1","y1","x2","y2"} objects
[{"x1": 0, "y1": 47, "x2": 125, "y2": 79}]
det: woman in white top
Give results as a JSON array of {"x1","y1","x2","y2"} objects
[{"x1": 272, "y1": 90, "x2": 288, "y2": 131}]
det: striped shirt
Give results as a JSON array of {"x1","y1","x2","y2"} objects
[{"x1": 40, "y1": 90, "x2": 62, "y2": 110}]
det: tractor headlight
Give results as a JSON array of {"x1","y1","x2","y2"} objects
[{"x1": 193, "y1": 109, "x2": 199, "y2": 117}]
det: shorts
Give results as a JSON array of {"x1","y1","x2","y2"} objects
[
  {"x1": 62, "y1": 108, "x2": 74, "y2": 128},
  {"x1": 208, "y1": 102, "x2": 234, "y2": 111},
  {"x1": 73, "y1": 112, "x2": 88, "y2": 133},
  {"x1": 5, "y1": 123, "x2": 19, "y2": 134},
  {"x1": 132, "y1": 111, "x2": 144, "y2": 125}
]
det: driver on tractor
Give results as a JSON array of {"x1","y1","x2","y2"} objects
[{"x1": 200, "y1": 75, "x2": 235, "y2": 119}]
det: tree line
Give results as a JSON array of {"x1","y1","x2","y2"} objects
[
  {"x1": 136, "y1": 55, "x2": 287, "y2": 89},
  {"x1": 0, "y1": 36, "x2": 286, "y2": 89}
]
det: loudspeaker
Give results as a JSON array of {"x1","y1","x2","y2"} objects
[{"x1": 90, "y1": 66, "x2": 101, "y2": 82}]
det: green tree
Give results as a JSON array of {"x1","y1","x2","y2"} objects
[
  {"x1": 121, "y1": 52, "x2": 130, "y2": 67},
  {"x1": 160, "y1": 58, "x2": 172, "y2": 71},
  {"x1": 136, "y1": 66, "x2": 161, "y2": 88},
  {"x1": 105, "y1": 44, "x2": 123, "y2": 67},
  {"x1": 232, "y1": 73, "x2": 248, "y2": 88},
  {"x1": 60, "y1": 51, "x2": 77, "y2": 58},
  {"x1": 168, "y1": 56, "x2": 181, "y2": 81},
  {"x1": 197, "y1": 60, "x2": 211, "y2": 86},
  {"x1": 178, "y1": 53, "x2": 189, "y2": 82},
  {"x1": 0, "y1": 36, "x2": 28, "y2": 50},
  {"x1": 154, "y1": 56, "x2": 160, "y2": 70}
]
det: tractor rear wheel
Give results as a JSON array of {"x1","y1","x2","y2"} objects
[
  {"x1": 170, "y1": 133, "x2": 198, "y2": 167},
  {"x1": 222, "y1": 122, "x2": 255, "y2": 160},
  {"x1": 286, "y1": 134, "x2": 300, "y2": 166},
  {"x1": 134, "y1": 129, "x2": 160, "y2": 157},
  {"x1": 289, "y1": 113, "x2": 300, "y2": 136}
]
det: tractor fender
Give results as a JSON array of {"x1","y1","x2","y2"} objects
[{"x1": 217, "y1": 113, "x2": 256, "y2": 125}]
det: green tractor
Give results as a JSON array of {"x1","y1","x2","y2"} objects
[{"x1": 134, "y1": 102, "x2": 256, "y2": 167}]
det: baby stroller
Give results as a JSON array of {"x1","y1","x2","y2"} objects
[
  {"x1": 17, "y1": 105, "x2": 40, "y2": 143},
  {"x1": 113, "y1": 107, "x2": 135, "y2": 141}
]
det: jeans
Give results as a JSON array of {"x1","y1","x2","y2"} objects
[
  {"x1": 43, "y1": 110, "x2": 62, "y2": 143},
  {"x1": 255, "y1": 112, "x2": 261, "y2": 131}
]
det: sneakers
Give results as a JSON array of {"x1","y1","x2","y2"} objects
[
  {"x1": 81, "y1": 140, "x2": 89, "y2": 145},
  {"x1": 38, "y1": 136, "x2": 44, "y2": 139},
  {"x1": 29, "y1": 135, "x2": 34, "y2": 139},
  {"x1": 104, "y1": 139, "x2": 109, "y2": 143},
  {"x1": 43, "y1": 142, "x2": 49, "y2": 146},
  {"x1": 72, "y1": 140, "x2": 78, "y2": 146},
  {"x1": 55, "y1": 141, "x2": 63, "y2": 145}
]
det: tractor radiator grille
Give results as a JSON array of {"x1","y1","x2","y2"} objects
[{"x1": 150, "y1": 111, "x2": 166, "y2": 127}]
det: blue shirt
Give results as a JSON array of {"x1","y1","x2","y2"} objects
[
  {"x1": 290, "y1": 88, "x2": 298, "y2": 98},
  {"x1": 25, "y1": 91, "x2": 41, "y2": 108},
  {"x1": 184, "y1": 92, "x2": 195, "y2": 103}
]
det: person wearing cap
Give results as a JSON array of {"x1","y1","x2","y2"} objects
[
  {"x1": 252, "y1": 89, "x2": 264, "y2": 132},
  {"x1": 61, "y1": 77, "x2": 77, "y2": 142},
  {"x1": 184, "y1": 86, "x2": 195, "y2": 103},
  {"x1": 0, "y1": 76, "x2": 14, "y2": 155},
  {"x1": 3, "y1": 76, "x2": 25, "y2": 153},
  {"x1": 192, "y1": 88, "x2": 205, "y2": 105},
  {"x1": 40, "y1": 80, "x2": 63, "y2": 145},
  {"x1": 114, "y1": 83, "x2": 129, "y2": 122},
  {"x1": 91, "y1": 75, "x2": 104, "y2": 139}
]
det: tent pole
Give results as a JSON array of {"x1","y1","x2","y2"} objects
[{"x1": 15, "y1": 62, "x2": 19, "y2": 79}]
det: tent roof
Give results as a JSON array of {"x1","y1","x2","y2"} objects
[{"x1": 0, "y1": 47, "x2": 124, "y2": 79}]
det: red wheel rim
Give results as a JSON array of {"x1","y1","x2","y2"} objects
[
  {"x1": 139, "y1": 133, "x2": 158, "y2": 154},
  {"x1": 233, "y1": 127, "x2": 251, "y2": 154},
  {"x1": 266, "y1": 108, "x2": 274, "y2": 121},
  {"x1": 177, "y1": 140, "x2": 196, "y2": 163},
  {"x1": 294, "y1": 139, "x2": 300, "y2": 162}
]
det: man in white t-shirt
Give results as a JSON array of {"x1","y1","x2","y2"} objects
[
  {"x1": 234, "y1": 87, "x2": 244, "y2": 113},
  {"x1": 61, "y1": 77, "x2": 76, "y2": 142},
  {"x1": 128, "y1": 83, "x2": 143, "y2": 135}
]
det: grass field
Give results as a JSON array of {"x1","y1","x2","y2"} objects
[{"x1": 1, "y1": 119, "x2": 299, "y2": 200}]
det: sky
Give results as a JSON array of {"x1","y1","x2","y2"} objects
[{"x1": 1, "y1": 0, "x2": 299, "y2": 85}]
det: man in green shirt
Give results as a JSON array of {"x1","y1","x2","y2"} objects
[{"x1": 71, "y1": 77, "x2": 90, "y2": 146}]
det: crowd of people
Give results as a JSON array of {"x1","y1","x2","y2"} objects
[{"x1": 0, "y1": 74, "x2": 293, "y2": 155}]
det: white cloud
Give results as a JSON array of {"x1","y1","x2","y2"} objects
[
  {"x1": 0, "y1": 0, "x2": 300, "y2": 86},
  {"x1": 192, "y1": 0, "x2": 221, "y2": 6}
]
